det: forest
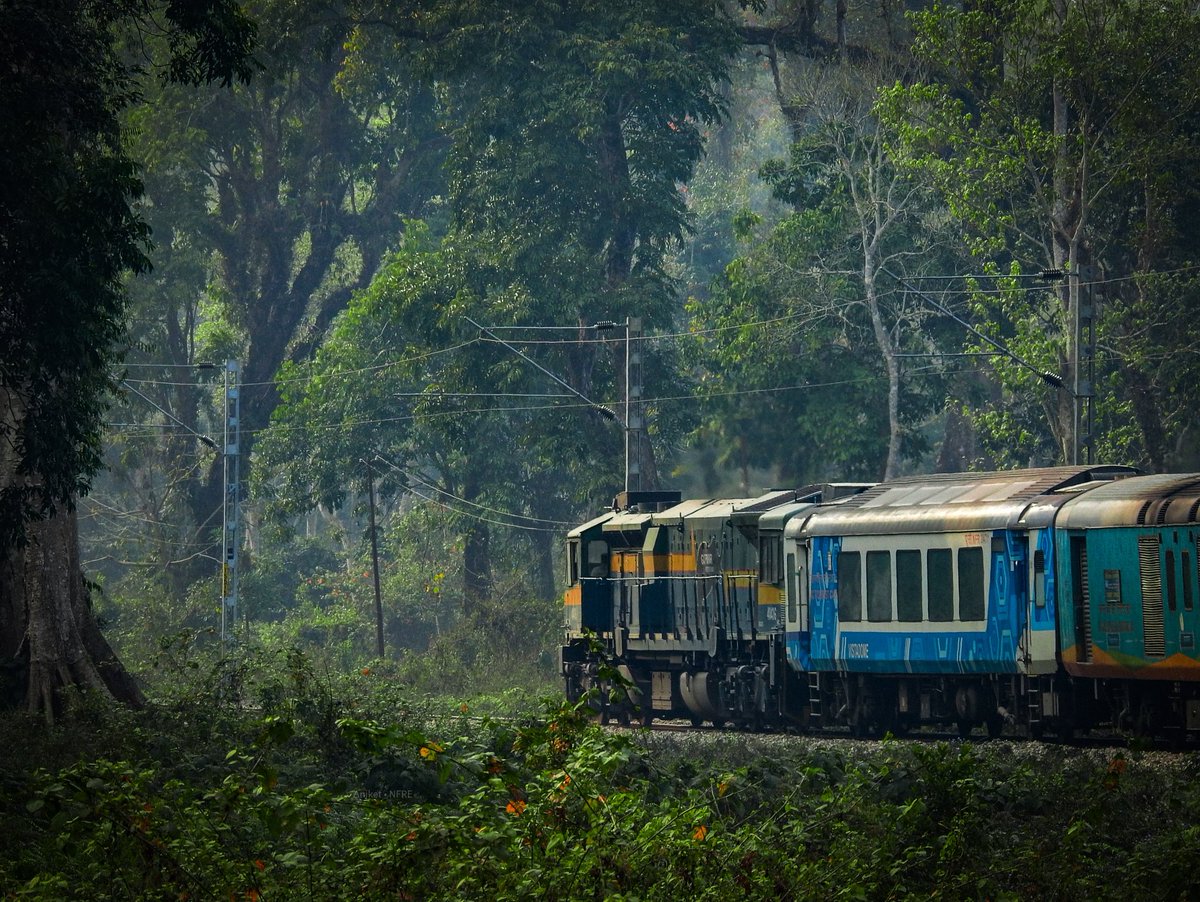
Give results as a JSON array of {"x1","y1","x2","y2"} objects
[{"x1": 4, "y1": 0, "x2": 1200, "y2": 897}]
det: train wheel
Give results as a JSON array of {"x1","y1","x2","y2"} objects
[
  {"x1": 986, "y1": 714, "x2": 1004, "y2": 739},
  {"x1": 956, "y1": 718, "x2": 974, "y2": 738}
]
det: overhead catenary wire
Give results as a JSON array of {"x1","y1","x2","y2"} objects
[
  {"x1": 204, "y1": 365, "x2": 986, "y2": 443},
  {"x1": 371, "y1": 453, "x2": 575, "y2": 527},
  {"x1": 402, "y1": 484, "x2": 562, "y2": 533}
]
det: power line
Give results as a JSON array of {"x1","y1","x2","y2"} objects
[
  {"x1": 372, "y1": 453, "x2": 575, "y2": 526},
  {"x1": 119, "y1": 381, "x2": 218, "y2": 448},
  {"x1": 403, "y1": 484, "x2": 561, "y2": 533}
]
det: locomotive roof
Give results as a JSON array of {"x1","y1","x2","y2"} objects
[
  {"x1": 650, "y1": 498, "x2": 719, "y2": 526},
  {"x1": 602, "y1": 510, "x2": 654, "y2": 534},
  {"x1": 731, "y1": 483, "x2": 875, "y2": 528},
  {"x1": 795, "y1": 466, "x2": 1137, "y2": 536},
  {"x1": 1055, "y1": 472, "x2": 1200, "y2": 528},
  {"x1": 567, "y1": 511, "x2": 614, "y2": 538}
]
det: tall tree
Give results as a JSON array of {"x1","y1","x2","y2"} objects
[
  {"x1": 879, "y1": 0, "x2": 1200, "y2": 468},
  {"x1": 258, "y1": 1, "x2": 739, "y2": 616},
  {"x1": 0, "y1": 0, "x2": 254, "y2": 716},
  {"x1": 689, "y1": 56, "x2": 950, "y2": 483},
  {"x1": 414, "y1": 0, "x2": 739, "y2": 493},
  {"x1": 80, "y1": 0, "x2": 449, "y2": 614}
]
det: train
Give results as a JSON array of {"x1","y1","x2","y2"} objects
[{"x1": 560, "y1": 466, "x2": 1200, "y2": 740}]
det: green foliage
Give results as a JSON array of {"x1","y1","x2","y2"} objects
[
  {"x1": 4, "y1": 663, "x2": 1200, "y2": 899},
  {"x1": 0, "y1": 0, "x2": 255, "y2": 550},
  {"x1": 879, "y1": 0, "x2": 1200, "y2": 469},
  {"x1": 684, "y1": 61, "x2": 953, "y2": 485}
]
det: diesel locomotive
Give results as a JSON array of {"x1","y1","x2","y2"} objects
[{"x1": 560, "y1": 466, "x2": 1200, "y2": 739}]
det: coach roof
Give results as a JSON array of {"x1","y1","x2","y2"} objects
[
  {"x1": 1055, "y1": 472, "x2": 1200, "y2": 529},
  {"x1": 795, "y1": 466, "x2": 1137, "y2": 537}
]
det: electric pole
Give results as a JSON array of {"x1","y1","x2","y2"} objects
[
  {"x1": 1073, "y1": 267, "x2": 1098, "y2": 465},
  {"x1": 364, "y1": 457, "x2": 385, "y2": 658},
  {"x1": 220, "y1": 359, "x2": 241, "y2": 646}
]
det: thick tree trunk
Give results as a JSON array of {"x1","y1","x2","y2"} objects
[
  {"x1": 0, "y1": 388, "x2": 142, "y2": 721},
  {"x1": 460, "y1": 472, "x2": 492, "y2": 606},
  {"x1": 0, "y1": 507, "x2": 144, "y2": 721}
]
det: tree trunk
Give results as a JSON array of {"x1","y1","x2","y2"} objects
[
  {"x1": 0, "y1": 508, "x2": 143, "y2": 721},
  {"x1": 0, "y1": 388, "x2": 142, "y2": 721},
  {"x1": 863, "y1": 263, "x2": 903, "y2": 480},
  {"x1": 532, "y1": 532, "x2": 556, "y2": 603},
  {"x1": 460, "y1": 471, "x2": 492, "y2": 606}
]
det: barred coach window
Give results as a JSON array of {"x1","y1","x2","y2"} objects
[
  {"x1": 838, "y1": 551, "x2": 862, "y2": 622},
  {"x1": 958, "y1": 547, "x2": 985, "y2": 621},
  {"x1": 867, "y1": 550, "x2": 892, "y2": 621},
  {"x1": 896, "y1": 550, "x2": 922, "y2": 621},
  {"x1": 928, "y1": 548, "x2": 953, "y2": 622}
]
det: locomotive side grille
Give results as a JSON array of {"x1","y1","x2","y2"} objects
[
  {"x1": 1139, "y1": 535, "x2": 1166, "y2": 657},
  {"x1": 1156, "y1": 499, "x2": 1174, "y2": 525}
]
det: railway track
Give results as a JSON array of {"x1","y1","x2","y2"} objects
[{"x1": 606, "y1": 717, "x2": 1200, "y2": 753}]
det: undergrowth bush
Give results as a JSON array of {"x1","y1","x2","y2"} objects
[{"x1": 3, "y1": 650, "x2": 1200, "y2": 900}]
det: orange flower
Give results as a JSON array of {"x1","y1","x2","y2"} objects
[
  {"x1": 692, "y1": 825, "x2": 708, "y2": 842},
  {"x1": 360, "y1": 667, "x2": 371, "y2": 676},
  {"x1": 505, "y1": 799, "x2": 527, "y2": 816},
  {"x1": 253, "y1": 860, "x2": 265, "y2": 871}
]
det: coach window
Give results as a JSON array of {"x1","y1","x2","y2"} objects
[
  {"x1": 786, "y1": 552, "x2": 798, "y2": 623},
  {"x1": 587, "y1": 540, "x2": 608, "y2": 578},
  {"x1": 1033, "y1": 550, "x2": 1046, "y2": 608},
  {"x1": 958, "y1": 547, "x2": 985, "y2": 621},
  {"x1": 896, "y1": 550, "x2": 922, "y2": 621},
  {"x1": 838, "y1": 551, "x2": 862, "y2": 622},
  {"x1": 928, "y1": 548, "x2": 954, "y2": 622},
  {"x1": 760, "y1": 539, "x2": 775, "y2": 584},
  {"x1": 568, "y1": 540, "x2": 580, "y2": 585},
  {"x1": 867, "y1": 550, "x2": 892, "y2": 621}
]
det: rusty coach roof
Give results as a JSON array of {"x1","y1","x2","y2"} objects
[
  {"x1": 799, "y1": 466, "x2": 1137, "y2": 536},
  {"x1": 1055, "y1": 472, "x2": 1200, "y2": 528}
]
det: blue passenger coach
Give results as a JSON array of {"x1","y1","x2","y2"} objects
[{"x1": 785, "y1": 466, "x2": 1135, "y2": 735}]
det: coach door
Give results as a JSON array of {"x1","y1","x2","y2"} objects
[{"x1": 614, "y1": 550, "x2": 640, "y2": 654}]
